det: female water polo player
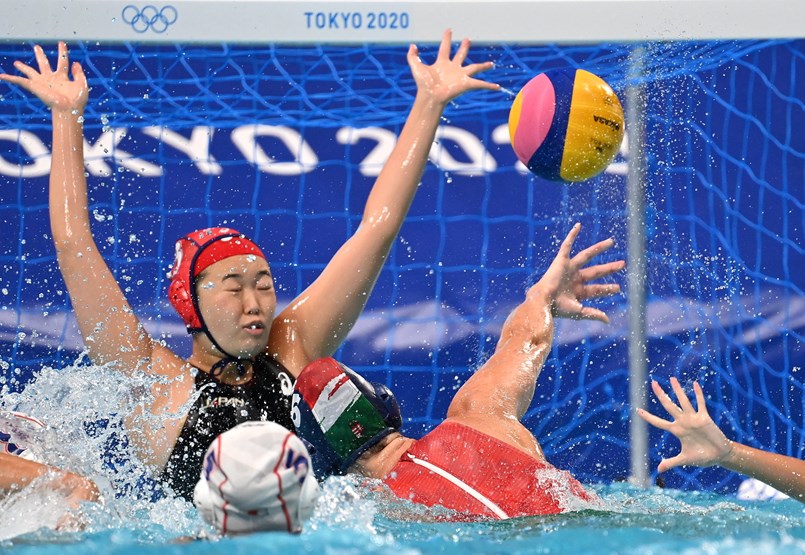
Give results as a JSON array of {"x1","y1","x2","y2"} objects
[
  {"x1": 293, "y1": 224, "x2": 625, "y2": 518},
  {"x1": 0, "y1": 31, "x2": 499, "y2": 499}
]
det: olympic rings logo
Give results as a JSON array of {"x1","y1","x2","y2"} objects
[{"x1": 121, "y1": 5, "x2": 178, "y2": 34}]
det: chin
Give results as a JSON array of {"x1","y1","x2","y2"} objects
[
  {"x1": 237, "y1": 346, "x2": 265, "y2": 360},
  {"x1": 244, "y1": 338, "x2": 269, "y2": 358}
]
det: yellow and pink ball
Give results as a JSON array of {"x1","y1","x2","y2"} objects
[{"x1": 508, "y1": 69, "x2": 625, "y2": 183}]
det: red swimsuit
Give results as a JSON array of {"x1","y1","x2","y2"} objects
[{"x1": 384, "y1": 421, "x2": 595, "y2": 519}]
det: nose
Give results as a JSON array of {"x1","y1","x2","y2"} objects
[{"x1": 242, "y1": 287, "x2": 261, "y2": 315}]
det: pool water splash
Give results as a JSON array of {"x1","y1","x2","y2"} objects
[
  {"x1": 1, "y1": 361, "x2": 804, "y2": 554},
  {"x1": 0, "y1": 357, "x2": 204, "y2": 543}
]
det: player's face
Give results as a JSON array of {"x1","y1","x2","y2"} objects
[
  {"x1": 348, "y1": 435, "x2": 397, "y2": 480},
  {"x1": 196, "y1": 255, "x2": 276, "y2": 358}
]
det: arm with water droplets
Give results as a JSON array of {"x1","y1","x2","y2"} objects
[
  {"x1": 271, "y1": 30, "x2": 501, "y2": 375},
  {"x1": 0, "y1": 452, "x2": 100, "y2": 504},
  {"x1": 0, "y1": 43, "x2": 168, "y2": 375},
  {"x1": 445, "y1": 224, "x2": 624, "y2": 456}
]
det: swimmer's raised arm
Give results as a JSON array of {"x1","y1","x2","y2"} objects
[
  {"x1": 446, "y1": 224, "x2": 624, "y2": 456},
  {"x1": 0, "y1": 43, "x2": 177, "y2": 377},
  {"x1": 270, "y1": 29, "x2": 500, "y2": 376},
  {"x1": 638, "y1": 378, "x2": 805, "y2": 502}
]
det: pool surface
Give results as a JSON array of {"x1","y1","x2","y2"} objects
[{"x1": 2, "y1": 481, "x2": 805, "y2": 555}]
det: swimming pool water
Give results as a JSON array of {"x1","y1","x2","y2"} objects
[
  {"x1": 2, "y1": 364, "x2": 803, "y2": 555},
  {"x1": 3, "y1": 482, "x2": 804, "y2": 555}
]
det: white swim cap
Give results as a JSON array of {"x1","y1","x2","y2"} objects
[{"x1": 193, "y1": 421, "x2": 319, "y2": 534}]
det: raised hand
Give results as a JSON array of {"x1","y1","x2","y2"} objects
[
  {"x1": 0, "y1": 42, "x2": 88, "y2": 114},
  {"x1": 407, "y1": 29, "x2": 500, "y2": 106},
  {"x1": 533, "y1": 223, "x2": 624, "y2": 323},
  {"x1": 637, "y1": 378, "x2": 733, "y2": 472}
]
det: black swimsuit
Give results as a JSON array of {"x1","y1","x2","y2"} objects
[{"x1": 161, "y1": 354, "x2": 295, "y2": 500}]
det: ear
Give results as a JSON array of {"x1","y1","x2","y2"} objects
[{"x1": 168, "y1": 277, "x2": 200, "y2": 330}]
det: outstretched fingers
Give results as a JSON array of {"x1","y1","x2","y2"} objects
[
  {"x1": 650, "y1": 380, "x2": 683, "y2": 418},
  {"x1": 578, "y1": 305, "x2": 610, "y2": 324},
  {"x1": 578, "y1": 282, "x2": 621, "y2": 301},
  {"x1": 406, "y1": 43, "x2": 420, "y2": 66},
  {"x1": 71, "y1": 61, "x2": 88, "y2": 89},
  {"x1": 572, "y1": 236, "x2": 616, "y2": 268},
  {"x1": 453, "y1": 37, "x2": 498, "y2": 90},
  {"x1": 4, "y1": 43, "x2": 89, "y2": 111},
  {"x1": 657, "y1": 454, "x2": 684, "y2": 473},
  {"x1": 572, "y1": 235, "x2": 624, "y2": 301},
  {"x1": 1, "y1": 43, "x2": 84, "y2": 93},
  {"x1": 636, "y1": 406, "x2": 673, "y2": 432},
  {"x1": 544, "y1": 223, "x2": 627, "y2": 323},
  {"x1": 464, "y1": 72, "x2": 501, "y2": 91},
  {"x1": 33, "y1": 44, "x2": 53, "y2": 74},
  {"x1": 408, "y1": 28, "x2": 500, "y2": 102},
  {"x1": 670, "y1": 377, "x2": 696, "y2": 413},
  {"x1": 692, "y1": 381, "x2": 710, "y2": 417},
  {"x1": 436, "y1": 29, "x2": 453, "y2": 60},
  {"x1": 0, "y1": 72, "x2": 27, "y2": 88},
  {"x1": 8, "y1": 60, "x2": 39, "y2": 81},
  {"x1": 55, "y1": 41, "x2": 70, "y2": 74},
  {"x1": 453, "y1": 37, "x2": 470, "y2": 65},
  {"x1": 558, "y1": 223, "x2": 582, "y2": 258},
  {"x1": 579, "y1": 259, "x2": 626, "y2": 282},
  {"x1": 463, "y1": 61, "x2": 495, "y2": 76},
  {"x1": 463, "y1": 60, "x2": 495, "y2": 75}
]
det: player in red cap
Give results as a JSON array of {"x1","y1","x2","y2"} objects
[{"x1": 0, "y1": 31, "x2": 499, "y2": 499}]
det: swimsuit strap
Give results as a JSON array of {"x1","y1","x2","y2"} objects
[{"x1": 406, "y1": 453, "x2": 510, "y2": 519}]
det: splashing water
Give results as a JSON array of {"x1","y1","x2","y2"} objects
[
  {"x1": 1, "y1": 359, "x2": 804, "y2": 553},
  {"x1": 0, "y1": 356, "x2": 203, "y2": 542}
]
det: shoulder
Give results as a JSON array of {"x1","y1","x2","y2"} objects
[
  {"x1": 149, "y1": 343, "x2": 193, "y2": 380},
  {"x1": 265, "y1": 328, "x2": 311, "y2": 378},
  {"x1": 146, "y1": 344, "x2": 196, "y2": 409}
]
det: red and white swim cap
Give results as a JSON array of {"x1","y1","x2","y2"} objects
[
  {"x1": 293, "y1": 357, "x2": 402, "y2": 478},
  {"x1": 167, "y1": 227, "x2": 265, "y2": 332}
]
